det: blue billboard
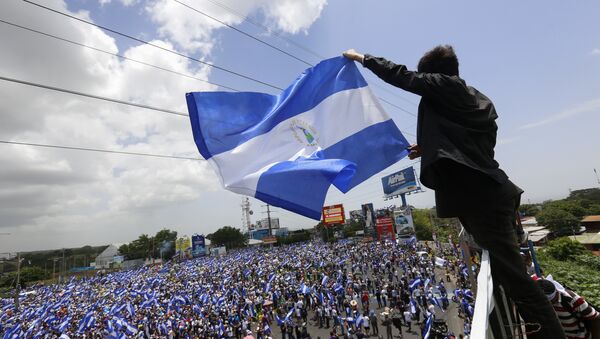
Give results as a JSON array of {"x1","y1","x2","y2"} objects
[
  {"x1": 381, "y1": 167, "x2": 418, "y2": 198},
  {"x1": 191, "y1": 234, "x2": 206, "y2": 257}
]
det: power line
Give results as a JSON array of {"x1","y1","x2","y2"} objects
[
  {"x1": 173, "y1": 0, "x2": 311, "y2": 66},
  {"x1": 22, "y1": 0, "x2": 418, "y2": 119},
  {"x1": 174, "y1": 2, "x2": 418, "y2": 120},
  {"x1": 0, "y1": 140, "x2": 204, "y2": 160},
  {"x1": 0, "y1": 75, "x2": 188, "y2": 116},
  {"x1": 201, "y1": 0, "x2": 419, "y2": 108},
  {"x1": 0, "y1": 75, "x2": 417, "y2": 137},
  {"x1": 202, "y1": 0, "x2": 325, "y2": 61},
  {"x1": 0, "y1": 19, "x2": 239, "y2": 92},
  {"x1": 22, "y1": 0, "x2": 284, "y2": 91}
]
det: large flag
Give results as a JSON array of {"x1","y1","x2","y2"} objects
[{"x1": 186, "y1": 57, "x2": 409, "y2": 219}]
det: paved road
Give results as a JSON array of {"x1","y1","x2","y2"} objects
[{"x1": 295, "y1": 268, "x2": 465, "y2": 339}]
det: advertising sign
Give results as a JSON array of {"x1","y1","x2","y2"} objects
[
  {"x1": 262, "y1": 236, "x2": 277, "y2": 244},
  {"x1": 349, "y1": 210, "x2": 364, "y2": 221},
  {"x1": 381, "y1": 167, "x2": 418, "y2": 198},
  {"x1": 393, "y1": 207, "x2": 415, "y2": 237},
  {"x1": 191, "y1": 234, "x2": 206, "y2": 257},
  {"x1": 256, "y1": 218, "x2": 280, "y2": 230},
  {"x1": 376, "y1": 217, "x2": 396, "y2": 241},
  {"x1": 175, "y1": 236, "x2": 192, "y2": 259},
  {"x1": 361, "y1": 203, "x2": 376, "y2": 230},
  {"x1": 322, "y1": 204, "x2": 345, "y2": 226},
  {"x1": 251, "y1": 229, "x2": 270, "y2": 240}
]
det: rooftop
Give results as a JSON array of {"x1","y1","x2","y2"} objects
[
  {"x1": 569, "y1": 232, "x2": 600, "y2": 244},
  {"x1": 582, "y1": 215, "x2": 600, "y2": 223}
]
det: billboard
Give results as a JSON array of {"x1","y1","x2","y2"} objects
[
  {"x1": 349, "y1": 210, "x2": 364, "y2": 221},
  {"x1": 393, "y1": 207, "x2": 415, "y2": 237},
  {"x1": 262, "y1": 236, "x2": 277, "y2": 244},
  {"x1": 322, "y1": 204, "x2": 345, "y2": 226},
  {"x1": 191, "y1": 234, "x2": 206, "y2": 257},
  {"x1": 361, "y1": 203, "x2": 376, "y2": 230},
  {"x1": 255, "y1": 218, "x2": 280, "y2": 230},
  {"x1": 251, "y1": 229, "x2": 271, "y2": 240},
  {"x1": 175, "y1": 236, "x2": 192, "y2": 259},
  {"x1": 381, "y1": 167, "x2": 418, "y2": 198},
  {"x1": 376, "y1": 217, "x2": 396, "y2": 241}
]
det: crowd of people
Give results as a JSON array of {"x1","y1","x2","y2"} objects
[{"x1": 1, "y1": 238, "x2": 476, "y2": 338}]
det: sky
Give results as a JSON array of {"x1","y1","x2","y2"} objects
[{"x1": 1, "y1": 0, "x2": 599, "y2": 252}]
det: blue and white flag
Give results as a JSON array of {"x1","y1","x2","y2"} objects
[
  {"x1": 186, "y1": 57, "x2": 409, "y2": 219},
  {"x1": 409, "y1": 278, "x2": 421, "y2": 290},
  {"x1": 422, "y1": 315, "x2": 433, "y2": 339}
]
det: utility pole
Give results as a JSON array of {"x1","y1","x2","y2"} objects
[
  {"x1": 266, "y1": 204, "x2": 273, "y2": 236},
  {"x1": 595, "y1": 168, "x2": 600, "y2": 187},
  {"x1": 61, "y1": 248, "x2": 65, "y2": 283},
  {"x1": 14, "y1": 252, "x2": 20, "y2": 310}
]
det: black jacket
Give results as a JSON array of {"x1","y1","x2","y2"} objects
[{"x1": 363, "y1": 55, "x2": 520, "y2": 217}]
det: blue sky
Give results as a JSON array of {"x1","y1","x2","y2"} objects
[{"x1": 1, "y1": 0, "x2": 599, "y2": 251}]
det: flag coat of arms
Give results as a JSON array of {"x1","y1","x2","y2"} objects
[{"x1": 186, "y1": 56, "x2": 409, "y2": 219}]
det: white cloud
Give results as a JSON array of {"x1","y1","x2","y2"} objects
[
  {"x1": 591, "y1": 48, "x2": 600, "y2": 56},
  {"x1": 0, "y1": 0, "x2": 328, "y2": 251},
  {"x1": 262, "y1": 0, "x2": 327, "y2": 34},
  {"x1": 145, "y1": 0, "x2": 328, "y2": 53},
  {"x1": 519, "y1": 98, "x2": 600, "y2": 130}
]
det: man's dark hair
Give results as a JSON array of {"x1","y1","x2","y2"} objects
[
  {"x1": 536, "y1": 279, "x2": 556, "y2": 295},
  {"x1": 417, "y1": 45, "x2": 459, "y2": 76}
]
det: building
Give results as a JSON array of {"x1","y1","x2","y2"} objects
[
  {"x1": 523, "y1": 225, "x2": 552, "y2": 246},
  {"x1": 581, "y1": 215, "x2": 600, "y2": 233},
  {"x1": 93, "y1": 244, "x2": 121, "y2": 269},
  {"x1": 569, "y1": 233, "x2": 600, "y2": 252}
]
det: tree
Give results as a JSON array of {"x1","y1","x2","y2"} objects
[
  {"x1": 543, "y1": 237, "x2": 587, "y2": 261},
  {"x1": 412, "y1": 208, "x2": 433, "y2": 240},
  {"x1": 207, "y1": 226, "x2": 247, "y2": 249},
  {"x1": 537, "y1": 207, "x2": 580, "y2": 236},
  {"x1": 519, "y1": 204, "x2": 541, "y2": 217},
  {"x1": 154, "y1": 229, "x2": 177, "y2": 260}
]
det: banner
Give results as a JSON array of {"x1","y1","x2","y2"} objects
[
  {"x1": 191, "y1": 234, "x2": 206, "y2": 257},
  {"x1": 393, "y1": 207, "x2": 415, "y2": 237},
  {"x1": 175, "y1": 236, "x2": 192, "y2": 259},
  {"x1": 322, "y1": 204, "x2": 345, "y2": 226},
  {"x1": 376, "y1": 217, "x2": 396, "y2": 241},
  {"x1": 361, "y1": 203, "x2": 376, "y2": 230},
  {"x1": 381, "y1": 167, "x2": 418, "y2": 198}
]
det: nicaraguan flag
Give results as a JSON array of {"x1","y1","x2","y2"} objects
[
  {"x1": 186, "y1": 57, "x2": 409, "y2": 219},
  {"x1": 409, "y1": 278, "x2": 421, "y2": 290},
  {"x1": 422, "y1": 315, "x2": 433, "y2": 339}
]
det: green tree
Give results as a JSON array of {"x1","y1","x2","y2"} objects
[
  {"x1": 537, "y1": 207, "x2": 580, "y2": 235},
  {"x1": 543, "y1": 237, "x2": 587, "y2": 261},
  {"x1": 207, "y1": 226, "x2": 247, "y2": 249},
  {"x1": 343, "y1": 218, "x2": 364, "y2": 238},
  {"x1": 154, "y1": 229, "x2": 177, "y2": 259},
  {"x1": 413, "y1": 208, "x2": 433, "y2": 240},
  {"x1": 0, "y1": 266, "x2": 49, "y2": 288},
  {"x1": 519, "y1": 203, "x2": 541, "y2": 217}
]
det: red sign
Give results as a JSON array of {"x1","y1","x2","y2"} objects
[
  {"x1": 376, "y1": 217, "x2": 396, "y2": 241},
  {"x1": 322, "y1": 204, "x2": 345, "y2": 226},
  {"x1": 262, "y1": 236, "x2": 277, "y2": 244}
]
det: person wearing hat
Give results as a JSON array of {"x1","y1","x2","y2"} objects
[
  {"x1": 381, "y1": 309, "x2": 394, "y2": 339},
  {"x1": 243, "y1": 329, "x2": 255, "y2": 339},
  {"x1": 537, "y1": 279, "x2": 600, "y2": 339}
]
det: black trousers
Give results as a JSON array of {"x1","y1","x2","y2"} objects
[{"x1": 459, "y1": 197, "x2": 565, "y2": 339}]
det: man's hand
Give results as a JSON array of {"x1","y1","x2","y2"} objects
[
  {"x1": 343, "y1": 49, "x2": 364, "y2": 64},
  {"x1": 408, "y1": 144, "x2": 422, "y2": 160}
]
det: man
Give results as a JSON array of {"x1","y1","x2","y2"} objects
[
  {"x1": 343, "y1": 46, "x2": 564, "y2": 338},
  {"x1": 537, "y1": 279, "x2": 600, "y2": 339}
]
